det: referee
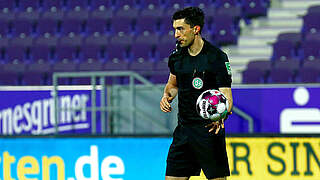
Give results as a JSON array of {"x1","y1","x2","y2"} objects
[{"x1": 160, "y1": 7, "x2": 233, "y2": 180}]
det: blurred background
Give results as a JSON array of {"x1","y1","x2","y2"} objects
[{"x1": 0, "y1": 0, "x2": 319, "y2": 179}]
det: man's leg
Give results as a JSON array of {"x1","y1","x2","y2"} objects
[{"x1": 165, "y1": 176, "x2": 189, "y2": 180}]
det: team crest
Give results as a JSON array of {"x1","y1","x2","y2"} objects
[{"x1": 192, "y1": 77, "x2": 203, "y2": 89}]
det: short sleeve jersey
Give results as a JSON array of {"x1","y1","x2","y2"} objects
[{"x1": 168, "y1": 39, "x2": 232, "y2": 124}]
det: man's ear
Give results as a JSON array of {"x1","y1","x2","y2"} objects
[{"x1": 194, "y1": 25, "x2": 201, "y2": 34}]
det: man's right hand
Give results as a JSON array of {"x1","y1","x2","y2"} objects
[{"x1": 160, "y1": 96, "x2": 174, "y2": 112}]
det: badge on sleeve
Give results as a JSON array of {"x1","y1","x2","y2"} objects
[
  {"x1": 225, "y1": 62, "x2": 232, "y2": 75},
  {"x1": 192, "y1": 77, "x2": 203, "y2": 89}
]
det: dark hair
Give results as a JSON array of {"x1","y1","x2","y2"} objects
[{"x1": 172, "y1": 7, "x2": 205, "y2": 33}]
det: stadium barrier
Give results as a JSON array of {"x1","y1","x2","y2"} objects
[{"x1": 0, "y1": 135, "x2": 319, "y2": 180}]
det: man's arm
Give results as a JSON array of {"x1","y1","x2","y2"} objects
[
  {"x1": 218, "y1": 87, "x2": 233, "y2": 113},
  {"x1": 160, "y1": 73, "x2": 178, "y2": 112}
]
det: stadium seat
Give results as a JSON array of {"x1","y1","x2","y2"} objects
[
  {"x1": 242, "y1": 69, "x2": 265, "y2": 84},
  {"x1": 271, "y1": 40, "x2": 298, "y2": 61},
  {"x1": 242, "y1": 0, "x2": 268, "y2": 19},
  {"x1": 297, "y1": 67, "x2": 320, "y2": 83},
  {"x1": 19, "y1": 0, "x2": 40, "y2": 10},
  {"x1": 42, "y1": 0, "x2": 63, "y2": 10},
  {"x1": 66, "y1": 0, "x2": 89, "y2": 10},
  {"x1": 212, "y1": 15, "x2": 239, "y2": 45},
  {"x1": 110, "y1": 16, "x2": 134, "y2": 34},
  {"x1": 130, "y1": 42, "x2": 154, "y2": 61},
  {"x1": 60, "y1": 8, "x2": 88, "y2": 35},
  {"x1": 299, "y1": 39, "x2": 320, "y2": 61},
  {"x1": 0, "y1": 1, "x2": 15, "y2": 11},
  {"x1": 135, "y1": 16, "x2": 159, "y2": 34},
  {"x1": 302, "y1": 12, "x2": 320, "y2": 35},
  {"x1": 268, "y1": 68, "x2": 295, "y2": 83}
]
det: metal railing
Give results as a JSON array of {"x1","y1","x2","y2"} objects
[{"x1": 52, "y1": 71, "x2": 255, "y2": 134}]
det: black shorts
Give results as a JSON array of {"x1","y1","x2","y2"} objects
[{"x1": 166, "y1": 123, "x2": 230, "y2": 179}]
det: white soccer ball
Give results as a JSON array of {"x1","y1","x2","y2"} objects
[{"x1": 196, "y1": 89, "x2": 229, "y2": 121}]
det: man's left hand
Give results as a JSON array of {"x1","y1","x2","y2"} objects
[{"x1": 205, "y1": 112, "x2": 232, "y2": 134}]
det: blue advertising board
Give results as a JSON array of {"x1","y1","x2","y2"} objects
[
  {"x1": 0, "y1": 85, "x2": 319, "y2": 134},
  {"x1": 0, "y1": 137, "x2": 171, "y2": 180},
  {"x1": 226, "y1": 85, "x2": 320, "y2": 133},
  {"x1": 0, "y1": 87, "x2": 103, "y2": 135}
]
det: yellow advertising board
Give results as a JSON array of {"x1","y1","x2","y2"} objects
[{"x1": 190, "y1": 137, "x2": 320, "y2": 180}]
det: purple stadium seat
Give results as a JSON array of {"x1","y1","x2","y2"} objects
[
  {"x1": 135, "y1": 16, "x2": 159, "y2": 34},
  {"x1": 74, "y1": 59, "x2": 104, "y2": 85},
  {"x1": 140, "y1": 3, "x2": 163, "y2": 19},
  {"x1": 166, "y1": 0, "x2": 186, "y2": 8},
  {"x1": 0, "y1": 10, "x2": 14, "y2": 36},
  {"x1": 60, "y1": 8, "x2": 89, "y2": 35},
  {"x1": 135, "y1": 31, "x2": 160, "y2": 46},
  {"x1": 0, "y1": 36, "x2": 9, "y2": 59},
  {"x1": 19, "y1": 0, "x2": 40, "y2": 10},
  {"x1": 297, "y1": 67, "x2": 320, "y2": 83},
  {"x1": 307, "y1": 5, "x2": 320, "y2": 14},
  {"x1": 86, "y1": 17, "x2": 108, "y2": 34},
  {"x1": 215, "y1": 5, "x2": 242, "y2": 21},
  {"x1": 0, "y1": 1, "x2": 15, "y2": 10},
  {"x1": 130, "y1": 43, "x2": 154, "y2": 61},
  {"x1": 84, "y1": 33, "x2": 109, "y2": 48},
  {"x1": 109, "y1": 32, "x2": 134, "y2": 47},
  {"x1": 0, "y1": 59, "x2": 26, "y2": 85},
  {"x1": 30, "y1": 44, "x2": 51, "y2": 62},
  {"x1": 81, "y1": 43, "x2": 103, "y2": 61},
  {"x1": 302, "y1": 12, "x2": 320, "y2": 35},
  {"x1": 66, "y1": 0, "x2": 89, "y2": 9},
  {"x1": 156, "y1": 41, "x2": 176, "y2": 61},
  {"x1": 42, "y1": 0, "x2": 63, "y2": 10},
  {"x1": 299, "y1": 40, "x2": 320, "y2": 61},
  {"x1": 242, "y1": 0, "x2": 268, "y2": 19},
  {"x1": 12, "y1": 10, "x2": 40, "y2": 36},
  {"x1": 274, "y1": 59, "x2": 300, "y2": 72},
  {"x1": 215, "y1": 0, "x2": 239, "y2": 8},
  {"x1": 159, "y1": 16, "x2": 174, "y2": 34},
  {"x1": 268, "y1": 68, "x2": 295, "y2": 83},
  {"x1": 212, "y1": 15, "x2": 239, "y2": 45},
  {"x1": 114, "y1": 2, "x2": 139, "y2": 19},
  {"x1": 41, "y1": 7, "x2": 64, "y2": 21},
  {"x1": 107, "y1": 43, "x2": 129, "y2": 61},
  {"x1": 50, "y1": 59, "x2": 78, "y2": 85},
  {"x1": 271, "y1": 40, "x2": 297, "y2": 61},
  {"x1": 129, "y1": 58, "x2": 154, "y2": 72},
  {"x1": 159, "y1": 30, "x2": 175, "y2": 44},
  {"x1": 277, "y1": 32, "x2": 301, "y2": 45},
  {"x1": 37, "y1": 18, "x2": 59, "y2": 35},
  {"x1": 151, "y1": 59, "x2": 169, "y2": 84},
  {"x1": 305, "y1": 32, "x2": 320, "y2": 41},
  {"x1": 55, "y1": 34, "x2": 83, "y2": 62},
  {"x1": 193, "y1": 0, "x2": 213, "y2": 7},
  {"x1": 110, "y1": 16, "x2": 134, "y2": 34},
  {"x1": 23, "y1": 61, "x2": 51, "y2": 85},
  {"x1": 103, "y1": 58, "x2": 128, "y2": 70},
  {"x1": 246, "y1": 60, "x2": 272, "y2": 73},
  {"x1": 91, "y1": 0, "x2": 112, "y2": 9},
  {"x1": 6, "y1": 35, "x2": 33, "y2": 62},
  {"x1": 242, "y1": 69, "x2": 265, "y2": 84},
  {"x1": 303, "y1": 59, "x2": 320, "y2": 70},
  {"x1": 88, "y1": 6, "x2": 113, "y2": 34},
  {"x1": 78, "y1": 58, "x2": 103, "y2": 71}
]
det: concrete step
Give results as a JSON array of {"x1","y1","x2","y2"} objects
[
  {"x1": 281, "y1": 0, "x2": 320, "y2": 9},
  {"x1": 268, "y1": 8, "x2": 307, "y2": 18},
  {"x1": 256, "y1": 17, "x2": 303, "y2": 28},
  {"x1": 225, "y1": 45, "x2": 272, "y2": 56},
  {"x1": 228, "y1": 54, "x2": 270, "y2": 66},
  {"x1": 251, "y1": 26, "x2": 301, "y2": 36},
  {"x1": 238, "y1": 35, "x2": 277, "y2": 46}
]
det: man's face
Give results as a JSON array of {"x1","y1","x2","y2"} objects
[{"x1": 173, "y1": 19, "x2": 196, "y2": 47}]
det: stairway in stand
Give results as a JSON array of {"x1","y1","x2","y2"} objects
[{"x1": 223, "y1": 0, "x2": 320, "y2": 84}]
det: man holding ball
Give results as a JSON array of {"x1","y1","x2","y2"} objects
[{"x1": 160, "y1": 7, "x2": 233, "y2": 180}]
